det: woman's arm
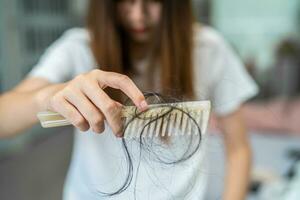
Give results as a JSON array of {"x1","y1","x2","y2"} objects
[
  {"x1": 217, "y1": 108, "x2": 252, "y2": 200},
  {"x1": 0, "y1": 78, "x2": 57, "y2": 137},
  {"x1": 0, "y1": 69, "x2": 147, "y2": 138},
  {"x1": 241, "y1": 100, "x2": 300, "y2": 134}
]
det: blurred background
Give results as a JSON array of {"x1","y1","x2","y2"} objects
[{"x1": 0, "y1": 0, "x2": 300, "y2": 199}]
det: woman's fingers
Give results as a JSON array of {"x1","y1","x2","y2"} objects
[
  {"x1": 93, "y1": 70, "x2": 148, "y2": 111},
  {"x1": 81, "y1": 80, "x2": 123, "y2": 136},
  {"x1": 63, "y1": 86, "x2": 105, "y2": 133},
  {"x1": 50, "y1": 94, "x2": 90, "y2": 131},
  {"x1": 49, "y1": 70, "x2": 146, "y2": 137}
]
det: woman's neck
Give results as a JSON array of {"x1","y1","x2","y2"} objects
[{"x1": 129, "y1": 41, "x2": 152, "y2": 62}]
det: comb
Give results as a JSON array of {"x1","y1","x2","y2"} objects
[{"x1": 37, "y1": 101, "x2": 211, "y2": 139}]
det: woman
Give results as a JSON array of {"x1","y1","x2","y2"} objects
[{"x1": 0, "y1": 0, "x2": 258, "y2": 199}]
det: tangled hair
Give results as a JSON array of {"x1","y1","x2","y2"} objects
[{"x1": 97, "y1": 92, "x2": 203, "y2": 197}]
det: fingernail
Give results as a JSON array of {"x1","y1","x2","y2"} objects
[{"x1": 139, "y1": 100, "x2": 148, "y2": 111}]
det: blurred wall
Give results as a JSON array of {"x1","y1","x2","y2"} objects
[
  {"x1": 0, "y1": 0, "x2": 82, "y2": 155},
  {"x1": 0, "y1": 0, "x2": 79, "y2": 92},
  {"x1": 211, "y1": 0, "x2": 300, "y2": 74}
]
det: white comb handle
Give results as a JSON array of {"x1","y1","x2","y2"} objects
[
  {"x1": 37, "y1": 111, "x2": 71, "y2": 128},
  {"x1": 37, "y1": 107, "x2": 134, "y2": 128}
]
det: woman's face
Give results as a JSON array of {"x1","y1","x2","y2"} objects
[{"x1": 116, "y1": 0, "x2": 162, "y2": 43}]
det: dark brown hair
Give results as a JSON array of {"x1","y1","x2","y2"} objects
[{"x1": 87, "y1": 0, "x2": 195, "y2": 99}]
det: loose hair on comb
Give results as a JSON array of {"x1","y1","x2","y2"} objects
[{"x1": 96, "y1": 92, "x2": 203, "y2": 198}]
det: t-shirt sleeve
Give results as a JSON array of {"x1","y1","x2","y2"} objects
[
  {"x1": 27, "y1": 30, "x2": 76, "y2": 83},
  {"x1": 210, "y1": 36, "x2": 259, "y2": 116}
]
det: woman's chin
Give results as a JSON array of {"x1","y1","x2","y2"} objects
[{"x1": 130, "y1": 33, "x2": 151, "y2": 44}]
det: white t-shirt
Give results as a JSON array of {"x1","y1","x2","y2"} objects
[{"x1": 28, "y1": 25, "x2": 258, "y2": 200}]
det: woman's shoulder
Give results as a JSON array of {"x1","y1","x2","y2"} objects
[
  {"x1": 193, "y1": 23, "x2": 227, "y2": 50},
  {"x1": 62, "y1": 27, "x2": 90, "y2": 41},
  {"x1": 60, "y1": 27, "x2": 89, "y2": 40},
  {"x1": 53, "y1": 27, "x2": 90, "y2": 49}
]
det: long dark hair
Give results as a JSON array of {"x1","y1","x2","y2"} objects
[{"x1": 87, "y1": 0, "x2": 195, "y2": 99}]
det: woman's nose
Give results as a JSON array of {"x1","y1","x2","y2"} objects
[{"x1": 130, "y1": 1, "x2": 146, "y2": 24}]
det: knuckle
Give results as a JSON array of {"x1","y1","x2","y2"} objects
[
  {"x1": 90, "y1": 114, "x2": 104, "y2": 126},
  {"x1": 103, "y1": 101, "x2": 117, "y2": 114},
  {"x1": 72, "y1": 116, "x2": 86, "y2": 127},
  {"x1": 85, "y1": 106, "x2": 97, "y2": 117},
  {"x1": 63, "y1": 85, "x2": 75, "y2": 94},
  {"x1": 74, "y1": 74, "x2": 86, "y2": 83},
  {"x1": 64, "y1": 109, "x2": 75, "y2": 120},
  {"x1": 90, "y1": 69, "x2": 102, "y2": 75},
  {"x1": 50, "y1": 94, "x2": 63, "y2": 109},
  {"x1": 53, "y1": 93, "x2": 63, "y2": 102},
  {"x1": 119, "y1": 74, "x2": 130, "y2": 83},
  {"x1": 72, "y1": 74, "x2": 95, "y2": 89}
]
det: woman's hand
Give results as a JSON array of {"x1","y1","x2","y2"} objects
[{"x1": 41, "y1": 69, "x2": 148, "y2": 137}]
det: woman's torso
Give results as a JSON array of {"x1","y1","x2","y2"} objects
[
  {"x1": 28, "y1": 24, "x2": 258, "y2": 200},
  {"x1": 62, "y1": 25, "x2": 214, "y2": 200}
]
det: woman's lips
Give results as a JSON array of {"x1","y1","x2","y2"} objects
[{"x1": 131, "y1": 27, "x2": 148, "y2": 34}]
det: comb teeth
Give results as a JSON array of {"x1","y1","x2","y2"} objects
[
  {"x1": 172, "y1": 113, "x2": 179, "y2": 136},
  {"x1": 122, "y1": 101, "x2": 211, "y2": 139},
  {"x1": 164, "y1": 114, "x2": 171, "y2": 137},
  {"x1": 37, "y1": 101, "x2": 211, "y2": 139}
]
